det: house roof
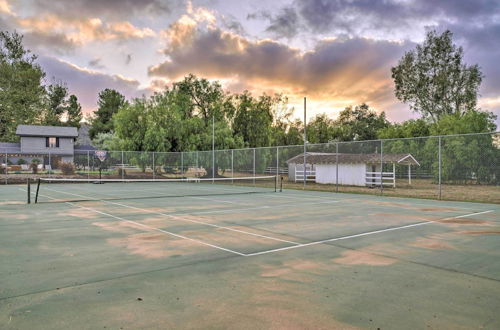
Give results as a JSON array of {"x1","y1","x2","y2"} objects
[
  {"x1": 16, "y1": 125, "x2": 78, "y2": 137},
  {"x1": 0, "y1": 142, "x2": 21, "y2": 151},
  {"x1": 287, "y1": 152, "x2": 420, "y2": 166}
]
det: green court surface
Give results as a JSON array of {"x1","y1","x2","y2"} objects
[{"x1": 1, "y1": 181, "x2": 499, "y2": 329}]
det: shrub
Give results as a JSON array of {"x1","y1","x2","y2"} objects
[
  {"x1": 31, "y1": 159, "x2": 40, "y2": 174},
  {"x1": 60, "y1": 162, "x2": 75, "y2": 175},
  {"x1": 17, "y1": 158, "x2": 27, "y2": 165}
]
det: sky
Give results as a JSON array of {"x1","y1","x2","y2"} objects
[{"x1": 1, "y1": 0, "x2": 500, "y2": 125}]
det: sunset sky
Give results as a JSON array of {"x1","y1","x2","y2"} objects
[{"x1": 1, "y1": 0, "x2": 499, "y2": 124}]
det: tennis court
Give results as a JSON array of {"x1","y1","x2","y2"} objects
[{"x1": 1, "y1": 178, "x2": 499, "y2": 329}]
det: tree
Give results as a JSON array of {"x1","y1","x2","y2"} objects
[
  {"x1": 392, "y1": 30, "x2": 482, "y2": 122},
  {"x1": 66, "y1": 95, "x2": 82, "y2": 128},
  {"x1": 89, "y1": 89, "x2": 127, "y2": 140},
  {"x1": 43, "y1": 82, "x2": 68, "y2": 126},
  {"x1": 173, "y1": 74, "x2": 233, "y2": 123},
  {"x1": 233, "y1": 92, "x2": 274, "y2": 148},
  {"x1": 333, "y1": 104, "x2": 389, "y2": 141},
  {"x1": 306, "y1": 113, "x2": 336, "y2": 143},
  {"x1": 0, "y1": 31, "x2": 46, "y2": 141},
  {"x1": 377, "y1": 119, "x2": 431, "y2": 139}
]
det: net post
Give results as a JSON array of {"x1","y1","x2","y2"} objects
[
  {"x1": 274, "y1": 175, "x2": 277, "y2": 192},
  {"x1": 335, "y1": 142, "x2": 339, "y2": 193},
  {"x1": 280, "y1": 176, "x2": 283, "y2": 192},
  {"x1": 380, "y1": 139, "x2": 383, "y2": 195},
  {"x1": 438, "y1": 136, "x2": 442, "y2": 200},
  {"x1": 35, "y1": 178, "x2": 41, "y2": 203},
  {"x1": 27, "y1": 178, "x2": 31, "y2": 204}
]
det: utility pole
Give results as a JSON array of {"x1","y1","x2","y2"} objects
[
  {"x1": 212, "y1": 115, "x2": 215, "y2": 181},
  {"x1": 303, "y1": 97, "x2": 307, "y2": 188}
]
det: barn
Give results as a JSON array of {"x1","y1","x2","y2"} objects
[{"x1": 287, "y1": 152, "x2": 420, "y2": 187}]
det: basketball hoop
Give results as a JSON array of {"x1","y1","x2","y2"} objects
[{"x1": 95, "y1": 150, "x2": 107, "y2": 162}]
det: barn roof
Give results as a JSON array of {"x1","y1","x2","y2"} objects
[{"x1": 287, "y1": 152, "x2": 420, "y2": 166}]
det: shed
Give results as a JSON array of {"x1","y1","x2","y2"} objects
[{"x1": 287, "y1": 152, "x2": 420, "y2": 187}]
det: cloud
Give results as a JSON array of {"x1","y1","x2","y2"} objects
[
  {"x1": 149, "y1": 16, "x2": 417, "y2": 121},
  {"x1": 38, "y1": 56, "x2": 146, "y2": 113},
  {"x1": 17, "y1": 15, "x2": 155, "y2": 47},
  {"x1": 150, "y1": 19, "x2": 412, "y2": 93},
  {"x1": 32, "y1": 0, "x2": 174, "y2": 20},
  {"x1": 264, "y1": 6, "x2": 300, "y2": 39},
  {"x1": 0, "y1": 0, "x2": 13, "y2": 15}
]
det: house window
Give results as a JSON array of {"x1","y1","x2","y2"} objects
[{"x1": 46, "y1": 137, "x2": 60, "y2": 148}]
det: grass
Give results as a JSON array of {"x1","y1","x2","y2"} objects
[{"x1": 282, "y1": 178, "x2": 500, "y2": 204}]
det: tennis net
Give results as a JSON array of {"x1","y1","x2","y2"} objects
[{"x1": 30, "y1": 175, "x2": 279, "y2": 204}]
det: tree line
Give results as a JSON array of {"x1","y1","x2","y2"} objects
[
  {"x1": 0, "y1": 31, "x2": 82, "y2": 142},
  {"x1": 1, "y1": 29, "x2": 497, "y2": 151}
]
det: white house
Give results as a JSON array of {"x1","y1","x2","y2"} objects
[{"x1": 287, "y1": 152, "x2": 420, "y2": 187}]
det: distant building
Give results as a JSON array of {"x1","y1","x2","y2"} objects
[
  {"x1": 1, "y1": 125, "x2": 79, "y2": 166},
  {"x1": 287, "y1": 152, "x2": 420, "y2": 187}
]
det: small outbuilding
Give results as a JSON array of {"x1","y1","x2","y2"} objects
[{"x1": 287, "y1": 152, "x2": 420, "y2": 187}]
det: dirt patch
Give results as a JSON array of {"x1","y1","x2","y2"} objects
[
  {"x1": 419, "y1": 208, "x2": 460, "y2": 212},
  {"x1": 409, "y1": 238, "x2": 455, "y2": 250},
  {"x1": 108, "y1": 232, "x2": 197, "y2": 259},
  {"x1": 261, "y1": 259, "x2": 334, "y2": 279},
  {"x1": 459, "y1": 230, "x2": 500, "y2": 235},
  {"x1": 437, "y1": 218, "x2": 490, "y2": 225},
  {"x1": 62, "y1": 208, "x2": 100, "y2": 219},
  {"x1": 333, "y1": 250, "x2": 396, "y2": 266},
  {"x1": 92, "y1": 221, "x2": 144, "y2": 234}
]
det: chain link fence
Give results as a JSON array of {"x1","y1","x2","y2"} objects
[{"x1": 2, "y1": 132, "x2": 499, "y2": 203}]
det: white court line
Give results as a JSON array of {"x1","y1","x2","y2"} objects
[
  {"x1": 27, "y1": 189, "x2": 246, "y2": 256},
  {"x1": 40, "y1": 187, "x2": 301, "y2": 245},
  {"x1": 244, "y1": 209, "x2": 495, "y2": 257},
  {"x1": 453, "y1": 210, "x2": 494, "y2": 218}
]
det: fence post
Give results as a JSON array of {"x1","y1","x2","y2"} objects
[
  {"x1": 5, "y1": 151, "x2": 7, "y2": 185},
  {"x1": 380, "y1": 140, "x2": 383, "y2": 195},
  {"x1": 87, "y1": 150, "x2": 90, "y2": 181},
  {"x1": 438, "y1": 136, "x2": 442, "y2": 200},
  {"x1": 181, "y1": 152, "x2": 184, "y2": 178},
  {"x1": 253, "y1": 148, "x2": 256, "y2": 185},
  {"x1": 121, "y1": 151, "x2": 124, "y2": 180},
  {"x1": 152, "y1": 152, "x2": 155, "y2": 180},
  {"x1": 231, "y1": 149, "x2": 234, "y2": 184},
  {"x1": 48, "y1": 150, "x2": 51, "y2": 178},
  {"x1": 335, "y1": 143, "x2": 339, "y2": 193},
  {"x1": 276, "y1": 146, "x2": 279, "y2": 178}
]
